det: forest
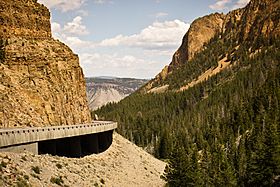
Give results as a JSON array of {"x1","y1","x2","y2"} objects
[{"x1": 95, "y1": 23, "x2": 280, "y2": 186}]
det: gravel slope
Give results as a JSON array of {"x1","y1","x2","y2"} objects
[{"x1": 0, "y1": 133, "x2": 166, "y2": 187}]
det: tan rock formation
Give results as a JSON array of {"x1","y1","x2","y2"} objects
[
  {"x1": 0, "y1": 0, "x2": 51, "y2": 38},
  {"x1": 170, "y1": 13, "x2": 225, "y2": 68},
  {"x1": 238, "y1": 0, "x2": 280, "y2": 40},
  {"x1": 140, "y1": 13, "x2": 225, "y2": 93},
  {"x1": 141, "y1": 0, "x2": 280, "y2": 93},
  {"x1": 0, "y1": 0, "x2": 91, "y2": 128}
]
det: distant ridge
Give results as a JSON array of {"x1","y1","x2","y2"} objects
[{"x1": 86, "y1": 77, "x2": 148, "y2": 111}]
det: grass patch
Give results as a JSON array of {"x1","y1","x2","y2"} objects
[
  {"x1": 16, "y1": 177, "x2": 30, "y2": 187},
  {"x1": 30, "y1": 173, "x2": 40, "y2": 180},
  {"x1": 50, "y1": 176, "x2": 64, "y2": 186},
  {"x1": 56, "y1": 163, "x2": 63, "y2": 169},
  {"x1": 31, "y1": 166, "x2": 40, "y2": 174}
]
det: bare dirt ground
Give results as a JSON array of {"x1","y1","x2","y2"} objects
[
  {"x1": 180, "y1": 57, "x2": 231, "y2": 91},
  {"x1": 0, "y1": 133, "x2": 166, "y2": 187}
]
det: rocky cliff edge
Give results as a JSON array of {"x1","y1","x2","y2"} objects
[{"x1": 0, "y1": 0, "x2": 91, "y2": 128}]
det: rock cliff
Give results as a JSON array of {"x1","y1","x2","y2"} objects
[
  {"x1": 0, "y1": 0, "x2": 51, "y2": 38},
  {"x1": 170, "y1": 13, "x2": 225, "y2": 68},
  {"x1": 0, "y1": 0, "x2": 91, "y2": 128},
  {"x1": 142, "y1": 0, "x2": 280, "y2": 93},
  {"x1": 142, "y1": 13, "x2": 225, "y2": 92}
]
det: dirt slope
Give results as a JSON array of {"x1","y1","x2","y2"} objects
[
  {"x1": 180, "y1": 57, "x2": 231, "y2": 91},
  {"x1": 0, "y1": 133, "x2": 166, "y2": 187}
]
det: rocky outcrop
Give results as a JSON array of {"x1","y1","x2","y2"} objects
[
  {"x1": 238, "y1": 0, "x2": 280, "y2": 41},
  {"x1": 141, "y1": 0, "x2": 280, "y2": 93},
  {"x1": 170, "y1": 13, "x2": 225, "y2": 68},
  {"x1": 0, "y1": 0, "x2": 91, "y2": 128},
  {"x1": 140, "y1": 13, "x2": 225, "y2": 92},
  {"x1": 221, "y1": 0, "x2": 280, "y2": 42},
  {"x1": 0, "y1": 0, "x2": 51, "y2": 38}
]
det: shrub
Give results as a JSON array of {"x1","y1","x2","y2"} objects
[
  {"x1": 16, "y1": 177, "x2": 29, "y2": 187},
  {"x1": 56, "y1": 163, "x2": 63, "y2": 169},
  {"x1": 100, "y1": 178, "x2": 105, "y2": 184},
  {"x1": 31, "y1": 166, "x2": 40, "y2": 174},
  {"x1": 50, "y1": 176, "x2": 64, "y2": 186}
]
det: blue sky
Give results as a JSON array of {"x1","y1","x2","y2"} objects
[{"x1": 38, "y1": 0, "x2": 249, "y2": 79}]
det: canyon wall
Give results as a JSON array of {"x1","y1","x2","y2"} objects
[{"x1": 0, "y1": 0, "x2": 91, "y2": 128}]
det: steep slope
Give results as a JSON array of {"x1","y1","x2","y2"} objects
[
  {"x1": 142, "y1": 0, "x2": 280, "y2": 93},
  {"x1": 96, "y1": 0, "x2": 280, "y2": 185},
  {"x1": 142, "y1": 13, "x2": 225, "y2": 92},
  {"x1": 86, "y1": 77, "x2": 148, "y2": 111},
  {"x1": 0, "y1": 133, "x2": 166, "y2": 187},
  {"x1": 0, "y1": 0, "x2": 91, "y2": 128}
]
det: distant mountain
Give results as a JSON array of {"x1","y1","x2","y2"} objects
[{"x1": 86, "y1": 77, "x2": 148, "y2": 111}]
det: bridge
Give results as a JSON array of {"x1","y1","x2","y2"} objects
[{"x1": 0, "y1": 121, "x2": 117, "y2": 158}]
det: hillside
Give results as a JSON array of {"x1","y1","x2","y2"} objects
[
  {"x1": 96, "y1": 0, "x2": 280, "y2": 185},
  {"x1": 86, "y1": 77, "x2": 148, "y2": 111},
  {"x1": 141, "y1": 0, "x2": 279, "y2": 93},
  {"x1": 0, "y1": 133, "x2": 166, "y2": 186}
]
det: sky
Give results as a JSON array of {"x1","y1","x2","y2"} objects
[{"x1": 37, "y1": 0, "x2": 250, "y2": 79}]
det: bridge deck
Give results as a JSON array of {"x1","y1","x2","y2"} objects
[{"x1": 0, "y1": 121, "x2": 117, "y2": 148}]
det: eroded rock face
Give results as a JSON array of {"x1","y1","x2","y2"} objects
[
  {"x1": 238, "y1": 0, "x2": 280, "y2": 41},
  {"x1": 0, "y1": 0, "x2": 51, "y2": 38},
  {"x1": 141, "y1": 0, "x2": 280, "y2": 93},
  {"x1": 222, "y1": 0, "x2": 280, "y2": 42},
  {"x1": 0, "y1": 0, "x2": 91, "y2": 128},
  {"x1": 170, "y1": 13, "x2": 225, "y2": 68},
  {"x1": 141, "y1": 13, "x2": 225, "y2": 92}
]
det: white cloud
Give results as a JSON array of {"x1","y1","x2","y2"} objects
[
  {"x1": 232, "y1": 0, "x2": 250, "y2": 9},
  {"x1": 99, "y1": 19, "x2": 190, "y2": 50},
  {"x1": 38, "y1": 0, "x2": 86, "y2": 12},
  {"x1": 209, "y1": 0, "x2": 231, "y2": 11},
  {"x1": 64, "y1": 16, "x2": 89, "y2": 35},
  {"x1": 51, "y1": 20, "x2": 91, "y2": 51},
  {"x1": 50, "y1": 19, "x2": 190, "y2": 78},
  {"x1": 64, "y1": 36, "x2": 92, "y2": 49},
  {"x1": 51, "y1": 16, "x2": 89, "y2": 44},
  {"x1": 80, "y1": 53, "x2": 163, "y2": 78},
  {"x1": 51, "y1": 22, "x2": 62, "y2": 34}
]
